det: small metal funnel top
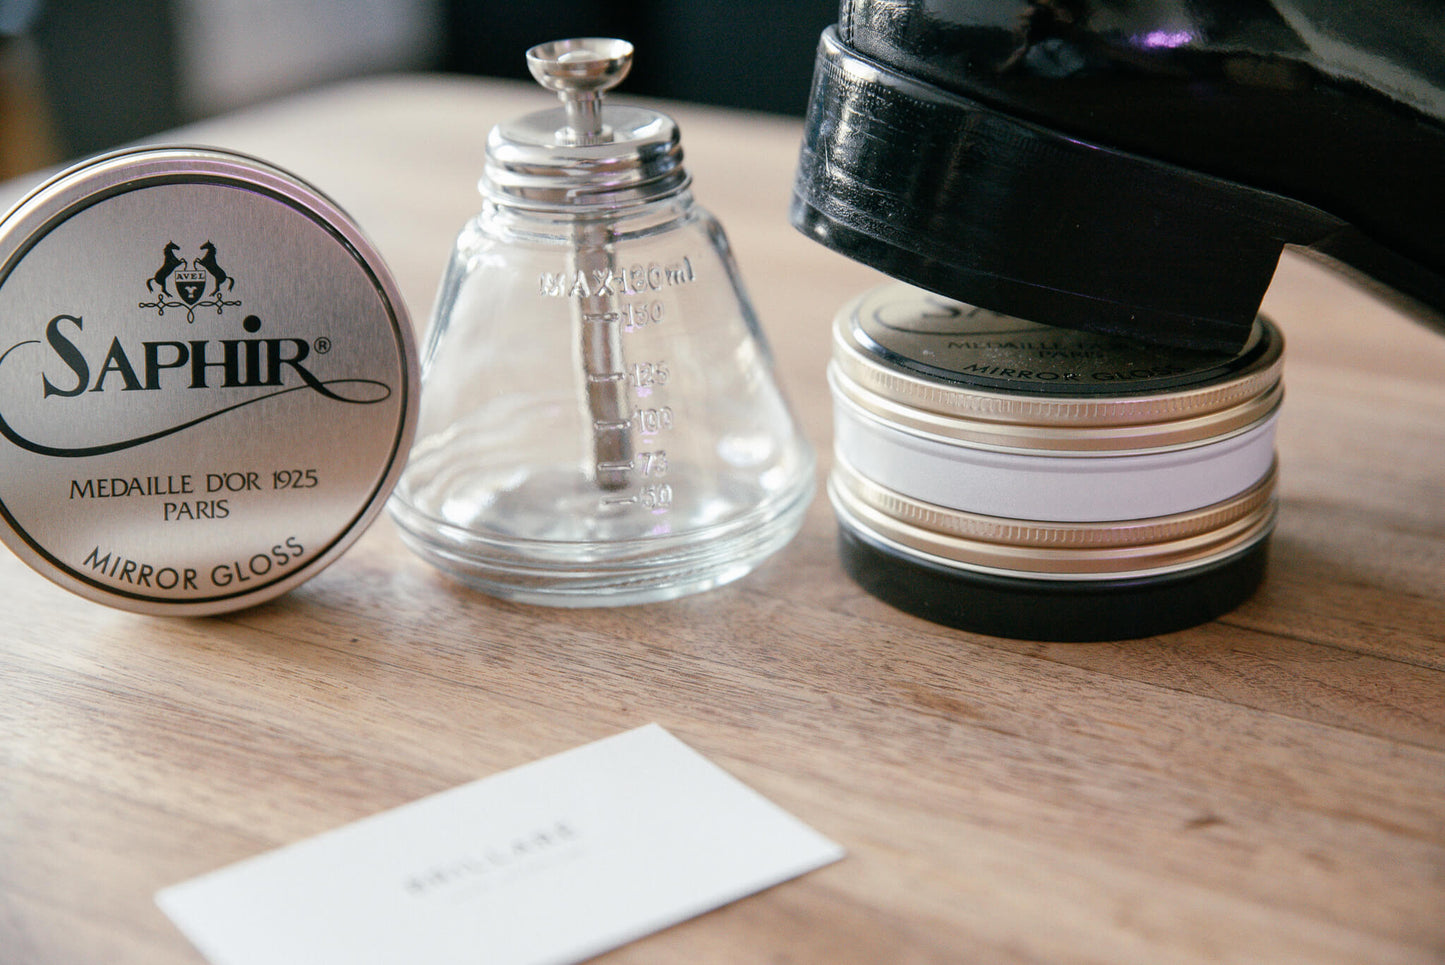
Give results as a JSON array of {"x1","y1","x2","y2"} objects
[
  {"x1": 485, "y1": 38, "x2": 687, "y2": 210},
  {"x1": 526, "y1": 38, "x2": 634, "y2": 144}
]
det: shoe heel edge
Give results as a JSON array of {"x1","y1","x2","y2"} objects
[{"x1": 792, "y1": 27, "x2": 1342, "y2": 351}]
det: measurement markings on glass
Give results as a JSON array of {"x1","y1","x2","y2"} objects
[{"x1": 592, "y1": 296, "x2": 676, "y2": 511}]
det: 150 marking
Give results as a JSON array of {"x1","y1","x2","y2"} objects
[{"x1": 621, "y1": 300, "x2": 664, "y2": 332}]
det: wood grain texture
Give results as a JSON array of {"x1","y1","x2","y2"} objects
[{"x1": 1, "y1": 76, "x2": 1442, "y2": 965}]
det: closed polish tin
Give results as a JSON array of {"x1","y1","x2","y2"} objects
[
  {"x1": 0, "y1": 147, "x2": 419, "y2": 614},
  {"x1": 828, "y1": 283, "x2": 1285, "y2": 641}
]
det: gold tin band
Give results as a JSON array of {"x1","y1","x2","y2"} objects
[
  {"x1": 830, "y1": 359, "x2": 1284, "y2": 453},
  {"x1": 828, "y1": 456, "x2": 1278, "y2": 578}
]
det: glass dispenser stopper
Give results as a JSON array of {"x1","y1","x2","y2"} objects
[{"x1": 388, "y1": 38, "x2": 815, "y2": 606}]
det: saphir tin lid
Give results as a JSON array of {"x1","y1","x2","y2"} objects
[{"x1": 0, "y1": 147, "x2": 420, "y2": 615}]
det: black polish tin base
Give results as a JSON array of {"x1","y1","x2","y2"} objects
[{"x1": 838, "y1": 526, "x2": 1270, "y2": 642}]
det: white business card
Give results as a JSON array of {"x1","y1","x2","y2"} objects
[{"x1": 156, "y1": 724, "x2": 844, "y2": 965}]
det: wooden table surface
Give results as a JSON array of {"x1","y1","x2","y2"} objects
[{"x1": 2, "y1": 76, "x2": 1442, "y2": 965}]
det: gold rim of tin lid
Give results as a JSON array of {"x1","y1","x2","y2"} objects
[
  {"x1": 830, "y1": 360, "x2": 1284, "y2": 453},
  {"x1": 831, "y1": 285, "x2": 1284, "y2": 452},
  {"x1": 828, "y1": 456, "x2": 1278, "y2": 577}
]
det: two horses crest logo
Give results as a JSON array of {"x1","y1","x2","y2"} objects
[{"x1": 139, "y1": 241, "x2": 240, "y2": 322}]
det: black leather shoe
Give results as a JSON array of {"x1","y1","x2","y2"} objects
[{"x1": 790, "y1": 0, "x2": 1445, "y2": 351}]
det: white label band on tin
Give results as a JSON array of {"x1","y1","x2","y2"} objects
[{"x1": 832, "y1": 388, "x2": 1280, "y2": 523}]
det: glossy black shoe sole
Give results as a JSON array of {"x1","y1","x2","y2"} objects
[{"x1": 791, "y1": 27, "x2": 1445, "y2": 352}]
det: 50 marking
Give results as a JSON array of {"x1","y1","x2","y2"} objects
[
  {"x1": 601, "y1": 482, "x2": 673, "y2": 511},
  {"x1": 639, "y1": 483, "x2": 673, "y2": 509}
]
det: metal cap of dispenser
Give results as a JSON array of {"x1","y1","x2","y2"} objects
[{"x1": 481, "y1": 38, "x2": 691, "y2": 209}]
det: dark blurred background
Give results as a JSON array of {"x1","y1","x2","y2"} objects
[{"x1": 0, "y1": 0, "x2": 836, "y2": 181}]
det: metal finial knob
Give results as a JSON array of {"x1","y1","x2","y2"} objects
[{"x1": 526, "y1": 38, "x2": 634, "y2": 144}]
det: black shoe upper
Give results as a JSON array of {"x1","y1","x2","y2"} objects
[{"x1": 840, "y1": 0, "x2": 1445, "y2": 281}]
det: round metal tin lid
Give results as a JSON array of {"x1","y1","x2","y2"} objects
[
  {"x1": 0, "y1": 147, "x2": 419, "y2": 614},
  {"x1": 833, "y1": 284, "x2": 1283, "y2": 445}
]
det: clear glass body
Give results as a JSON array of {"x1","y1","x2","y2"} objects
[{"x1": 389, "y1": 191, "x2": 814, "y2": 605}]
